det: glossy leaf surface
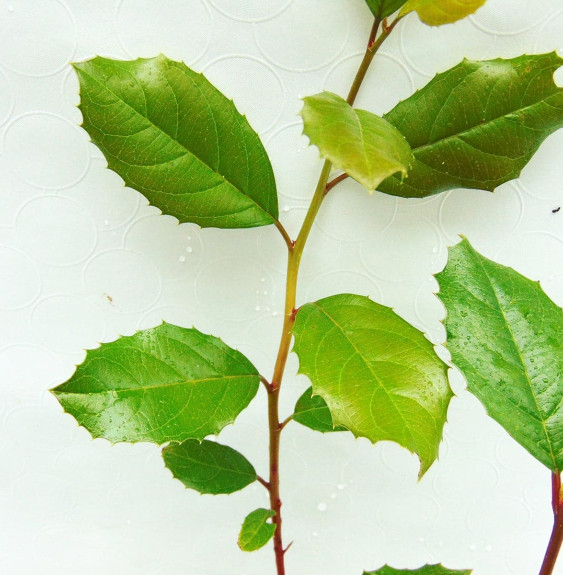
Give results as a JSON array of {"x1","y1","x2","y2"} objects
[
  {"x1": 292, "y1": 294, "x2": 452, "y2": 476},
  {"x1": 51, "y1": 323, "x2": 260, "y2": 444},
  {"x1": 400, "y1": 0, "x2": 485, "y2": 25},
  {"x1": 162, "y1": 439, "x2": 256, "y2": 495},
  {"x1": 379, "y1": 53, "x2": 563, "y2": 198},
  {"x1": 238, "y1": 509, "x2": 276, "y2": 552},
  {"x1": 365, "y1": 0, "x2": 408, "y2": 17},
  {"x1": 293, "y1": 387, "x2": 347, "y2": 433},
  {"x1": 300, "y1": 91, "x2": 412, "y2": 192},
  {"x1": 365, "y1": 565, "x2": 471, "y2": 575},
  {"x1": 436, "y1": 239, "x2": 563, "y2": 472},
  {"x1": 74, "y1": 55, "x2": 278, "y2": 228}
]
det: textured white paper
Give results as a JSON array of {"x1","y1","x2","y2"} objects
[{"x1": 1, "y1": 1, "x2": 562, "y2": 573}]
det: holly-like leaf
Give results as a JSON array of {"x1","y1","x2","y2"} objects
[
  {"x1": 293, "y1": 386, "x2": 347, "y2": 433},
  {"x1": 292, "y1": 294, "x2": 452, "y2": 477},
  {"x1": 238, "y1": 509, "x2": 276, "y2": 552},
  {"x1": 365, "y1": 565, "x2": 472, "y2": 575},
  {"x1": 300, "y1": 91, "x2": 413, "y2": 192},
  {"x1": 365, "y1": 0, "x2": 408, "y2": 18},
  {"x1": 162, "y1": 439, "x2": 256, "y2": 495},
  {"x1": 73, "y1": 55, "x2": 278, "y2": 229},
  {"x1": 436, "y1": 238, "x2": 563, "y2": 473},
  {"x1": 379, "y1": 53, "x2": 563, "y2": 198},
  {"x1": 51, "y1": 323, "x2": 260, "y2": 444},
  {"x1": 399, "y1": 0, "x2": 486, "y2": 25}
]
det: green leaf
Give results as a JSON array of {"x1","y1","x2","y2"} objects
[
  {"x1": 436, "y1": 238, "x2": 563, "y2": 472},
  {"x1": 293, "y1": 386, "x2": 347, "y2": 433},
  {"x1": 238, "y1": 508, "x2": 276, "y2": 552},
  {"x1": 399, "y1": 0, "x2": 486, "y2": 25},
  {"x1": 379, "y1": 53, "x2": 563, "y2": 198},
  {"x1": 292, "y1": 294, "x2": 452, "y2": 477},
  {"x1": 73, "y1": 55, "x2": 278, "y2": 229},
  {"x1": 51, "y1": 322, "x2": 260, "y2": 444},
  {"x1": 162, "y1": 439, "x2": 256, "y2": 495},
  {"x1": 300, "y1": 91, "x2": 413, "y2": 192},
  {"x1": 365, "y1": 565, "x2": 472, "y2": 575},
  {"x1": 365, "y1": 0, "x2": 408, "y2": 18}
]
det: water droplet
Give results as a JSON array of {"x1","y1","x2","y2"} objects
[
  {"x1": 186, "y1": 246, "x2": 193, "y2": 253},
  {"x1": 179, "y1": 255, "x2": 186, "y2": 262},
  {"x1": 263, "y1": 290, "x2": 268, "y2": 295},
  {"x1": 103, "y1": 219, "x2": 109, "y2": 226},
  {"x1": 485, "y1": 545, "x2": 493, "y2": 552},
  {"x1": 317, "y1": 502, "x2": 327, "y2": 512},
  {"x1": 311, "y1": 531, "x2": 318, "y2": 537},
  {"x1": 7, "y1": 3, "x2": 14, "y2": 12},
  {"x1": 283, "y1": 205, "x2": 289, "y2": 212},
  {"x1": 432, "y1": 247, "x2": 438, "y2": 254},
  {"x1": 330, "y1": 493, "x2": 337, "y2": 500},
  {"x1": 255, "y1": 306, "x2": 261, "y2": 312},
  {"x1": 260, "y1": 277, "x2": 266, "y2": 283},
  {"x1": 272, "y1": 311, "x2": 278, "y2": 317},
  {"x1": 337, "y1": 483, "x2": 345, "y2": 490},
  {"x1": 469, "y1": 543, "x2": 477, "y2": 551}
]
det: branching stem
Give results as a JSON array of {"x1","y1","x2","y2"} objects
[
  {"x1": 266, "y1": 14, "x2": 402, "y2": 574},
  {"x1": 539, "y1": 472, "x2": 563, "y2": 575}
]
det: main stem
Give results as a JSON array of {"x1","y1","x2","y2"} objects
[
  {"x1": 266, "y1": 16, "x2": 395, "y2": 574},
  {"x1": 539, "y1": 472, "x2": 563, "y2": 575}
]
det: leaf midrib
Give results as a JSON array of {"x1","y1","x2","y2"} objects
[{"x1": 78, "y1": 65, "x2": 275, "y2": 223}]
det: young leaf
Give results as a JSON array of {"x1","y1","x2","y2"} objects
[
  {"x1": 365, "y1": 0, "x2": 408, "y2": 18},
  {"x1": 51, "y1": 323, "x2": 260, "y2": 444},
  {"x1": 399, "y1": 0, "x2": 486, "y2": 25},
  {"x1": 293, "y1": 386, "x2": 347, "y2": 433},
  {"x1": 292, "y1": 294, "x2": 452, "y2": 477},
  {"x1": 436, "y1": 238, "x2": 563, "y2": 472},
  {"x1": 300, "y1": 91, "x2": 413, "y2": 192},
  {"x1": 162, "y1": 439, "x2": 257, "y2": 495},
  {"x1": 365, "y1": 565, "x2": 472, "y2": 575},
  {"x1": 73, "y1": 55, "x2": 278, "y2": 229},
  {"x1": 379, "y1": 53, "x2": 563, "y2": 198},
  {"x1": 238, "y1": 508, "x2": 276, "y2": 552}
]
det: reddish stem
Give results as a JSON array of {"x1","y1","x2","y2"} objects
[{"x1": 539, "y1": 472, "x2": 563, "y2": 575}]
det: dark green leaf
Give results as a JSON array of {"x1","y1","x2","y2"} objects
[
  {"x1": 51, "y1": 323, "x2": 260, "y2": 444},
  {"x1": 300, "y1": 91, "x2": 413, "y2": 192},
  {"x1": 162, "y1": 439, "x2": 256, "y2": 495},
  {"x1": 293, "y1": 386, "x2": 347, "y2": 433},
  {"x1": 399, "y1": 0, "x2": 485, "y2": 25},
  {"x1": 365, "y1": 0, "x2": 408, "y2": 18},
  {"x1": 379, "y1": 53, "x2": 563, "y2": 198},
  {"x1": 436, "y1": 238, "x2": 563, "y2": 472},
  {"x1": 238, "y1": 508, "x2": 276, "y2": 552},
  {"x1": 365, "y1": 565, "x2": 472, "y2": 575},
  {"x1": 74, "y1": 55, "x2": 278, "y2": 228},
  {"x1": 292, "y1": 294, "x2": 452, "y2": 477}
]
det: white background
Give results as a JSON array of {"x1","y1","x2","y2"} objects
[{"x1": 1, "y1": 0, "x2": 563, "y2": 573}]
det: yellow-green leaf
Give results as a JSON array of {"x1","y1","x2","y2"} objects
[
  {"x1": 300, "y1": 92, "x2": 413, "y2": 192},
  {"x1": 238, "y1": 509, "x2": 276, "y2": 552},
  {"x1": 400, "y1": 0, "x2": 486, "y2": 26},
  {"x1": 292, "y1": 294, "x2": 452, "y2": 477}
]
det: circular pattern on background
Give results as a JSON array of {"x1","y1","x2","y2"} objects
[
  {"x1": 3, "y1": 113, "x2": 89, "y2": 190},
  {"x1": 195, "y1": 258, "x2": 273, "y2": 321},
  {"x1": 359, "y1": 214, "x2": 441, "y2": 282},
  {"x1": 534, "y1": 7, "x2": 563, "y2": 54},
  {"x1": 0, "y1": 344, "x2": 64, "y2": 399},
  {"x1": 124, "y1": 217, "x2": 203, "y2": 281},
  {"x1": 116, "y1": 0, "x2": 213, "y2": 62},
  {"x1": 83, "y1": 250, "x2": 162, "y2": 313},
  {"x1": 467, "y1": 496, "x2": 531, "y2": 539},
  {"x1": 317, "y1": 182, "x2": 398, "y2": 243},
  {"x1": 209, "y1": 0, "x2": 293, "y2": 22},
  {"x1": 324, "y1": 52, "x2": 414, "y2": 115},
  {"x1": 0, "y1": 68, "x2": 14, "y2": 127},
  {"x1": 203, "y1": 56, "x2": 284, "y2": 133},
  {"x1": 438, "y1": 186, "x2": 523, "y2": 247},
  {"x1": 30, "y1": 295, "x2": 106, "y2": 353},
  {"x1": 254, "y1": 0, "x2": 350, "y2": 72},
  {"x1": 16, "y1": 196, "x2": 97, "y2": 266},
  {"x1": 266, "y1": 122, "x2": 322, "y2": 201},
  {"x1": 399, "y1": 16, "x2": 498, "y2": 78},
  {"x1": 0, "y1": 0, "x2": 76, "y2": 77},
  {"x1": 470, "y1": 0, "x2": 550, "y2": 36},
  {"x1": 305, "y1": 270, "x2": 383, "y2": 304},
  {"x1": 0, "y1": 247, "x2": 41, "y2": 309}
]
